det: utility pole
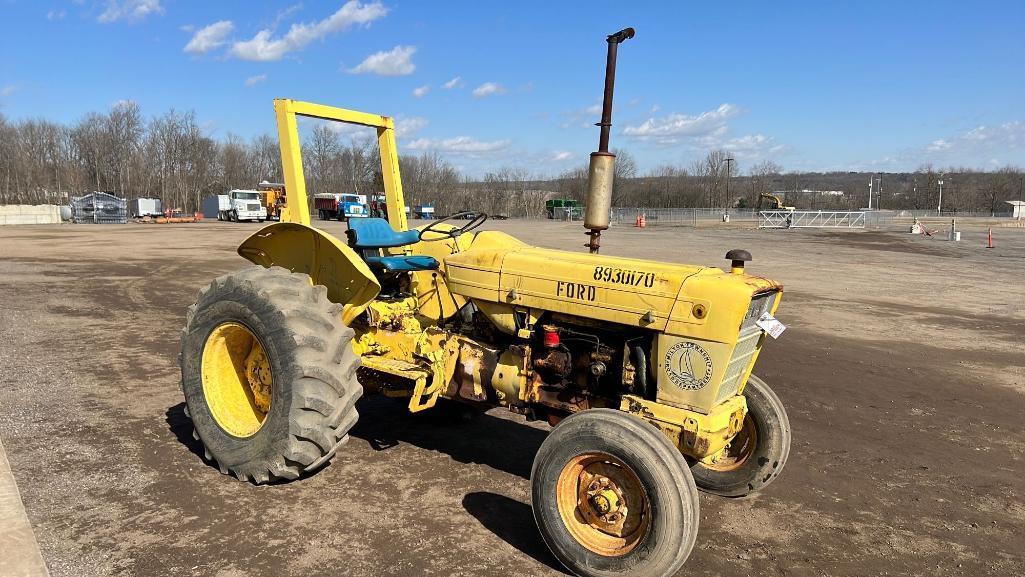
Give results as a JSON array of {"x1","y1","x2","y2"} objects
[
  {"x1": 875, "y1": 175, "x2": 882, "y2": 209},
  {"x1": 937, "y1": 175, "x2": 944, "y2": 215},
  {"x1": 868, "y1": 176, "x2": 873, "y2": 210},
  {"x1": 724, "y1": 157, "x2": 734, "y2": 209}
]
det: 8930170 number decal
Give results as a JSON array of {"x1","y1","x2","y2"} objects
[{"x1": 593, "y1": 266, "x2": 656, "y2": 288}]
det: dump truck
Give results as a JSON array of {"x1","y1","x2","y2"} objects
[
  {"x1": 413, "y1": 203, "x2": 435, "y2": 219},
  {"x1": 179, "y1": 29, "x2": 790, "y2": 577},
  {"x1": 314, "y1": 192, "x2": 368, "y2": 221},
  {"x1": 369, "y1": 193, "x2": 409, "y2": 220}
]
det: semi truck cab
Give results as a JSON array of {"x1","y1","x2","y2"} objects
[{"x1": 219, "y1": 190, "x2": 267, "y2": 222}]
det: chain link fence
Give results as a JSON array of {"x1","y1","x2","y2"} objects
[{"x1": 608, "y1": 208, "x2": 760, "y2": 226}]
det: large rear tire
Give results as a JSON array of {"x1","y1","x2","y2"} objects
[
  {"x1": 690, "y1": 375, "x2": 791, "y2": 497},
  {"x1": 531, "y1": 409, "x2": 700, "y2": 577},
  {"x1": 180, "y1": 265, "x2": 362, "y2": 483}
]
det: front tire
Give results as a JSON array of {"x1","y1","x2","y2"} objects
[
  {"x1": 531, "y1": 409, "x2": 700, "y2": 577},
  {"x1": 690, "y1": 375, "x2": 791, "y2": 497},
  {"x1": 179, "y1": 266, "x2": 362, "y2": 483}
]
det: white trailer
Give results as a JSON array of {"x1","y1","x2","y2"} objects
[{"x1": 129, "y1": 197, "x2": 163, "y2": 218}]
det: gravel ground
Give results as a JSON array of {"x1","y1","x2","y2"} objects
[{"x1": 0, "y1": 218, "x2": 1023, "y2": 577}]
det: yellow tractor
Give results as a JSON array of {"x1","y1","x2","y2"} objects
[{"x1": 179, "y1": 29, "x2": 790, "y2": 577}]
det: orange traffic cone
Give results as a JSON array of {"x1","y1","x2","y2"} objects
[
  {"x1": 639, "y1": 214, "x2": 647, "y2": 228},
  {"x1": 635, "y1": 215, "x2": 642, "y2": 227},
  {"x1": 987, "y1": 228, "x2": 994, "y2": 248}
]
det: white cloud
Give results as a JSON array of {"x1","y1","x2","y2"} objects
[
  {"x1": 184, "y1": 20, "x2": 235, "y2": 55},
  {"x1": 914, "y1": 121, "x2": 1025, "y2": 165},
  {"x1": 98, "y1": 0, "x2": 163, "y2": 23},
  {"x1": 230, "y1": 1, "x2": 388, "y2": 62},
  {"x1": 0, "y1": 85, "x2": 20, "y2": 97},
  {"x1": 623, "y1": 104, "x2": 740, "y2": 144},
  {"x1": 618, "y1": 103, "x2": 786, "y2": 161},
  {"x1": 472, "y1": 82, "x2": 506, "y2": 98},
  {"x1": 272, "y1": 4, "x2": 305, "y2": 28},
  {"x1": 717, "y1": 134, "x2": 786, "y2": 158},
  {"x1": 245, "y1": 74, "x2": 268, "y2": 87},
  {"x1": 442, "y1": 76, "x2": 463, "y2": 90},
  {"x1": 348, "y1": 45, "x2": 416, "y2": 76},
  {"x1": 405, "y1": 136, "x2": 511, "y2": 156},
  {"x1": 46, "y1": 10, "x2": 66, "y2": 20},
  {"x1": 551, "y1": 151, "x2": 574, "y2": 161},
  {"x1": 395, "y1": 116, "x2": 428, "y2": 136},
  {"x1": 412, "y1": 85, "x2": 430, "y2": 98},
  {"x1": 583, "y1": 103, "x2": 602, "y2": 115}
]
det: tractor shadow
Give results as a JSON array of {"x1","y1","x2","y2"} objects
[
  {"x1": 351, "y1": 397, "x2": 567, "y2": 570},
  {"x1": 462, "y1": 492, "x2": 568, "y2": 574},
  {"x1": 350, "y1": 396, "x2": 548, "y2": 480},
  {"x1": 166, "y1": 402, "x2": 205, "y2": 462}
]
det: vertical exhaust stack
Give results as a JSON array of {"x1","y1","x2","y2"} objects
[{"x1": 584, "y1": 27, "x2": 634, "y2": 254}]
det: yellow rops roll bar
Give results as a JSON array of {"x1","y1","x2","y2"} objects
[{"x1": 273, "y1": 99, "x2": 408, "y2": 231}]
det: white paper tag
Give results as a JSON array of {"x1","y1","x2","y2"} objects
[{"x1": 756, "y1": 312, "x2": 787, "y2": 339}]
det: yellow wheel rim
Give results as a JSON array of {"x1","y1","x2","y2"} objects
[
  {"x1": 201, "y1": 322, "x2": 272, "y2": 438},
  {"x1": 556, "y1": 453, "x2": 650, "y2": 557},
  {"x1": 702, "y1": 414, "x2": 758, "y2": 472}
]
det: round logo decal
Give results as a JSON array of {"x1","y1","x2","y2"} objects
[{"x1": 664, "y1": 341, "x2": 713, "y2": 390}]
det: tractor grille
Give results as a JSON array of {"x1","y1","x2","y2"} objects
[
  {"x1": 716, "y1": 324, "x2": 763, "y2": 403},
  {"x1": 715, "y1": 291, "x2": 778, "y2": 404}
]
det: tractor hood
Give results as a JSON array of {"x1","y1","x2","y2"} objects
[{"x1": 444, "y1": 231, "x2": 781, "y2": 340}]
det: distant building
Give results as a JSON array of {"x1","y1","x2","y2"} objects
[{"x1": 1006, "y1": 200, "x2": 1025, "y2": 219}]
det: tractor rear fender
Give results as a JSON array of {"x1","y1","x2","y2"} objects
[{"x1": 238, "y1": 222, "x2": 381, "y2": 324}]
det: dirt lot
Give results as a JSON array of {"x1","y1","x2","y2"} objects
[{"x1": 1, "y1": 218, "x2": 1023, "y2": 577}]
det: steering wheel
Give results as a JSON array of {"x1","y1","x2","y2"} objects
[{"x1": 419, "y1": 211, "x2": 488, "y2": 242}]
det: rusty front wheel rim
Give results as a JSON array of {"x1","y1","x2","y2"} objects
[
  {"x1": 555, "y1": 452, "x2": 650, "y2": 556},
  {"x1": 703, "y1": 414, "x2": 758, "y2": 472}
]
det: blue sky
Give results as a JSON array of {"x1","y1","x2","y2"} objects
[{"x1": 1, "y1": 0, "x2": 1023, "y2": 176}]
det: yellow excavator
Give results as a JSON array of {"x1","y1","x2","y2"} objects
[{"x1": 757, "y1": 191, "x2": 796, "y2": 211}]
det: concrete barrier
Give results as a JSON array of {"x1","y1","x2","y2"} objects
[
  {"x1": 0, "y1": 439, "x2": 50, "y2": 576},
  {"x1": 0, "y1": 205, "x2": 62, "y2": 225}
]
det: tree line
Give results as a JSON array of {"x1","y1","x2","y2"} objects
[{"x1": 1, "y1": 103, "x2": 1021, "y2": 217}]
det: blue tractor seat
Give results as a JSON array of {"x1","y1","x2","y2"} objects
[
  {"x1": 346, "y1": 217, "x2": 439, "y2": 273},
  {"x1": 347, "y1": 217, "x2": 421, "y2": 248},
  {"x1": 364, "y1": 255, "x2": 439, "y2": 272}
]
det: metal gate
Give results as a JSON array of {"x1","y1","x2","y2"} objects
[
  {"x1": 71, "y1": 192, "x2": 127, "y2": 224},
  {"x1": 759, "y1": 210, "x2": 865, "y2": 229}
]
